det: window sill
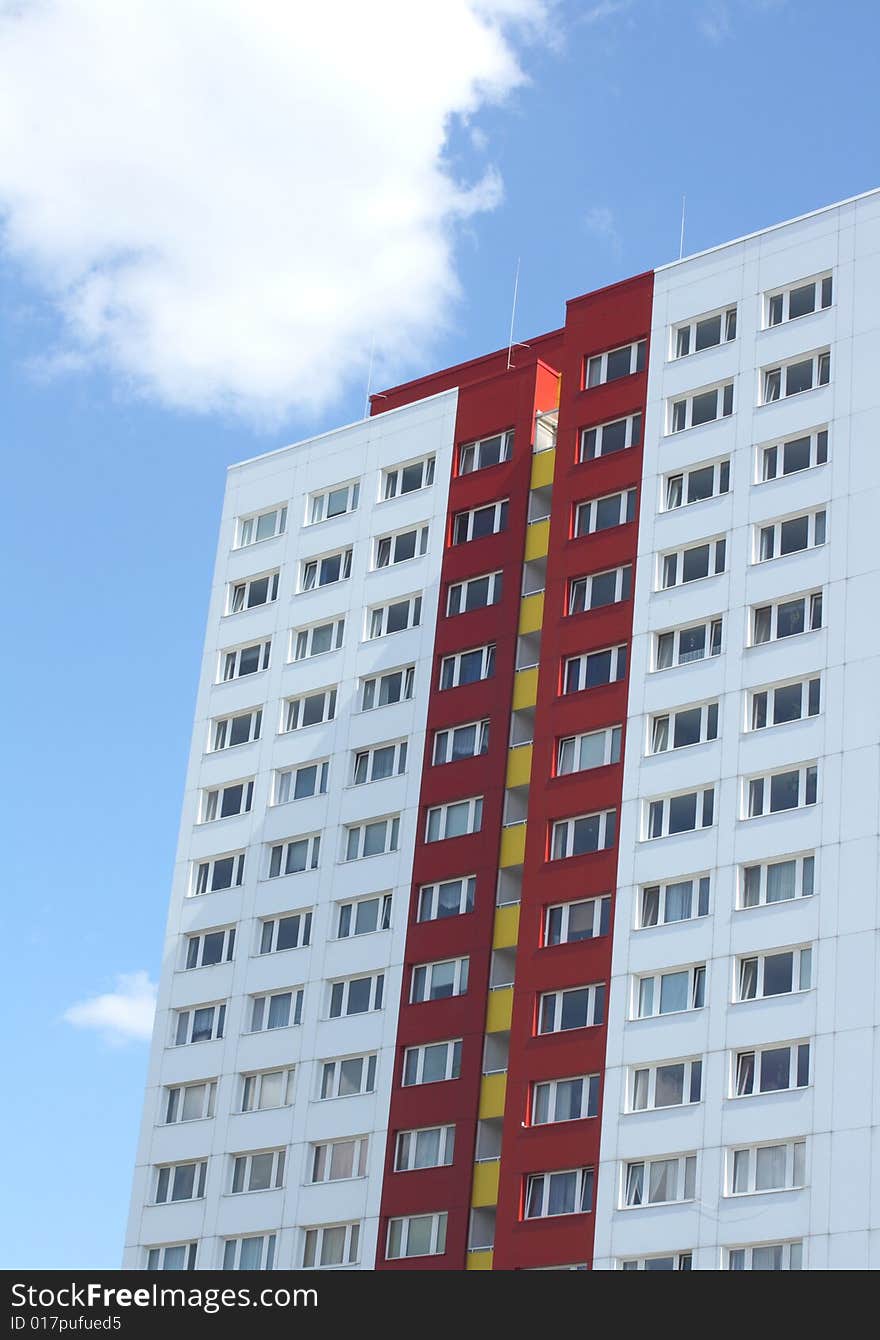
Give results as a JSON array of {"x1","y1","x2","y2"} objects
[
  {"x1": 752, "y1": 461, "x2": 828, "y2": 488},
  {"x1": 666, "y1": 341, "x2": 736, "y2": 365},
  {"x1": 731, "y1": 989, "x2": 813, "y2": 1006},
  {"x1": 757, "y1": 384, "x2": 828, "y2": 410},
  {"x1": 759, "y1": 307, "x2": 832, "y2": 334},
  {"x1": 618, "y1": 1198, "x2": 696, "y2": 1212},
  {"x1": 224, "y1": 1188, "x2": 284, "y2": 1199},
  {"x1": 295, "y1": 579, "x2": 352, "y2": 597},
  {"x1": 222, "y1": 603, "x2": 277, "y2": 619},
  {"x1": 215, "y1": 670, "x2": 269, "y2": 686},
  {"x1": 664, "y1": 416, "x2": 734, "y2": 439},
  {"x1": 252, "y1": 944, "x2": 309, "y2": 958},
  {"x1": 752, "y1": 545, "x2": 826, "y2": 567},
  {"x1": 159, "y1": 1115, "x2": 215, "y2": 1128},
  {"x1": 633, "y1": 914, "x2": 709, "y2": 932},
  {"x1": 630, "y1": 1007, "x2": 706, "y2": 1023},
  {"x1": 369, "y1": 555, "x2": 428, "y2": 575},
  {"x1": 747, "y1": 714, "x2": 822, "y2": 736},
  {"x1": 656, "y1": 572, "x2": 726, "y2": 594}
]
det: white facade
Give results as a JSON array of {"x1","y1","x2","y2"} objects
[
  {"x1": 124, "y1": 389, "x2": 458, "y2": 1271},
  {"x1": 595, "y1": 190, "x2": 880, "y2": 1270}
]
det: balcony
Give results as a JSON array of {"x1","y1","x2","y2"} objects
[
  {"x1": 492, "y1": 903, "x2": 520, "y2": 950},
  {"x1": 518, "y1": 592, "x2": 544, "y2": 635},
  {"x1": 486, "y1": 985, "x2": 514, "y2": 1033},
  {"x1": 506, "y1": 743, "x2": 532, "y2": 789}
]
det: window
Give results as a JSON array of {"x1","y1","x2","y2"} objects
[
  {"x1": 538, "y1": 983, "x2": 605, "y2": 1033},
  {"x1": 311, "y1": 1138, "x2": 369, "y2": 1183},
  {"x1": 586, "y1": 339, "x2": 646, "y2": 387},
  {"x1": 184, "y1": 928, "x2": 235, "y2": 969},
  {"x1": 361, "y1": 665, "x2": 415, "y2": 710},
  {"x1": 383, "y1": 454, "x2": 435, "y2": 498},
  {"x1": 192, "y1": 851, "x2": 245, "y2": 896},
  {"x1": 447, "y1": 570, "x2": 503, "y2": 616},
  {"x1": 231, "y1": 1149, "x2": 285, "y2": 1194},
  {"x1": 222, "y1": 1235, "x2": 276, "y2": 1271},
  {"x1": 655, "y1": 618, "x2": 722, "y2": 669},
  {"x1": 557, "y1": 727, "x2": 621, "y2": 776},
  {"x1": 303, "y1": 1223, "x2": 360, "y2": 1269},
  {"x1": 146, "y1": 1243, "x2": 198, "y2": 1272},
  {"x1": 425, "y1": 796, "x2": 483, "y2": 842},
  {"x1": 733, "y1": 1041, "x2": 810, "y2": 1096},
  {"x1": 550, "y1": 808, "x2": 617, "y2": 859},
  {"x1": 259, "y1": 911, "x2": 312, "y2": 954},
  {"x1": 386, "y1": 1213, "x2": 447, "y2": 1260},
  {"x1": 623, "y1": 1155, "x2": 696, "y2": 1207},
  {"x1": 439, "y1": 643, "x2": 495, "y2": 689},
  {"x1": 329, "y1": 972, "x2": 385, "y2": 1017},
  {"x1": 563, "y1": 644, "x2": 627, "y2": 693},
  {"x1": 249, "y1": 989, "x2": 303, "y2": 1032},
  {"x1": 727, "y1": 1241, "x2": 804, "y2": 1271},
  {"x1": 525, "y1": 1167, "x2": 595, "y2": 1218},
  {"x1": 756, "y1": 509, "x2": 826, "y2": 562},
  {"x1": 660, "y1": 538, "x2": 726, "y2": 589},
  {"x1": 282, "y1": 687, "x2": 336, "y2": 733},
  {"x1": 411, "y1": 957, "x2": 469, "y2": 1003},
  {"x1": 635, "y1": 965, "x2": 706, "y2": 1018},
  {"x1": 433, "y1": 720, "x2": 489, "y2": 765},
  {"x1": 418, "y1": 875, "x2": 475, "y2": 922},
  {"x1": 173, "y1": 1003, "x2": 225, "y2": 1046},
  {"x1": 221, "y1": 639, "x2": 271, "y2": 681},
  {"x1": 200, "y1": 779, "x2": 254, "y2": 823},
  {"x1": 579, "y1": 411, "x2": 642, "y2": 462},
  {"x1": 344, "y1": 816, "x2": 400, "y2": 860},
  {"x1": 227, "y1": 570, "x2": 279, "y2": 614},
  {"x1": 320, "y1": 1054, "x2": 377, "y2": 1100},
  {"x1": 402, "y1": 1039, "x2": 462, "y2": 1086},
  {"x1": 367, "y1": 593, "x2": 422, "y2": 639},
  {"x1": 291, "y1": 618, "x2": 345, "y2": 661},
  {"x1": 531, "y1": 1075, "x2": 599, "y2": 1125},
  {"x1": 760, "y1": 427, "x2": 828, "y2": 481},
  {"x1": 337, "y1": 894, "x2": 392, "y2": 938},
  {"x1": 749, "y1": 677, "x2": 820, "y2": 730},
  {"x1": 308, "y1": 480, "x2": 359, "y2": 525},
  {"x1": 573, "y1": 488, "x2": 636, "y2": 537},
  {"x1": 568, "y1": 564, "x2": 631, "y2": 614},
  {"x1": 374, "y1": 525, "x2": 429, "y2": 568},
  {"x1": 155, "y1": 1162, "x2": 207, "y2": 1205},
  {"x1": 673, "y1": 307, "x2": 736, "y2": 357},
  {"x1": 650, "y1": 702, "x2": 718, "y2": 753},
  {"x1": 766, "y1": 273, "x2": 832, "y2": 326},
  {"x1": 268, "y1": 834, "x2": 321, "y2": 876},
  {"x1": 621, "y1": 1254, "x2": 693, "y2": 1272},
  {"x1": 353, "y1": 740, "x2": 407, "y2": 784},
  {"x1": 664, "y1": 458, "x2": 730, "y2": 510},
  {"x1": 544, "y1": 896, "x2": 610, "y2": 945},
  {"x1": 237, "y1": 506, "x2": 287, "y2": 548},
  {"x1": 241, "y1": 1068, "x2": 295, "y2": 1112},
  {"x1": 762, "y1": 350, "x2": 830, "y2": 403},
  {"x1": 740, "y1": 854, "x2": 814, "y2": 909},
  {"x1": 645, "y1": 787, "x2": 715, "y2": 838},
  {"x1": 752, "y1": 590, "x2": 824, "y2": 644},
  {"x1": 457, "y1": 430, "x2": 513, "y2": 475},
  {"x1": 736, "y1": 946, "x2": 812, "y2": 1001},
  {"x1": 629, "y1": 1058, "x2": 702, "y2": 1112},
  {"x1": 210, "y1": 707, "x2": 262, "y2": 752},
  {"x1": 394, "y1": 1126, "x2": 455, "y2": 1171},
  {"x1": 299, "y1": 548, "x2": 352, "y2": 593},
  {"x1": 669, "y1": 381, "x2": 734, "y2": 432},
  {"x1": 453, "y1": 499, "x2": 508, "y2": 544},
  {"x1": 745, "y1": 764, "x2": 818, "y2": 817},
  {"x1": 164, "y1": 1081, "x2": 217, "y2": 1124},
  {"x1": 638, "y1": 876, "x2": 710, "y2": 928},
  {"x1": 274, "y1": 761, "x2": 329, "y2": 804}
]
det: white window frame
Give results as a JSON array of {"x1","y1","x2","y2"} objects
[
  {"x1": 731, "y1": 1041, "x2": 811, "y2": 1097},
  {"x1": 654, "y1": 618, "x2": 722, "y2": 670},
  {"x1": 758, "y1": 426, "x2": 828, "y2": 482},
  {"x1": 366, "y1": 593, "x2": 422, "y2": 640},
  {"x1": 726, "y1": 1241, "x2": 804, "y2": 1271},
  {"x1": 557, "y1": 726, "x2": 621, "y2": 776},
  {"x1": 744, "y1": 763, "x2": 818, "y2": 818},
  {"x1": 761, "y1": 348, "x2": 830, "y2": 404},
  {"x1": 386, "y1": 1213, "x2": 447, "y2": 1260},
  {"x1": 544, "y1": 895, "x2": 610, "y2": 945},
  {"x1": 248, "y1": 988, "x2": 304, "y2": 1033},
  {"x1": 739, "y1": 853, "x2": 815, "y2": 909},
  {"x1": 755, "y1": 509, "x2": 826, "y2": 562},
  {"x1": 303, "y1": 1223, "x2": 361, "y2": 1270},
  {"x1": 425, "y1": 796, "x2": 483, "y2": 843},
  {"x1": 550, "y1": 809, "x2": 617, "y2": 860},
  {"x1": 530, "y1": 1075, "x2": 599, "y2": 1125},
  {"x1": 671, "y1": 306, "x2": 737, "y2": 358},
  {"x1": 649, "y1": 701, "x2": 719, "y2": 754},
  {"x1": 230, "y1": 1148, "x2": 286, "y2": 1194},
  {"x1": 200, "y1": 778, "x2": 254, "y2": 823},
  {"x1": 644, "y1": 787, "x2": 715, "y2": 839},
  {"x1": 374, "y1": 525, "x2": 429, "y2": 570},
  {"x1": 307, "y1": 480, "x2": 359, "y2": 526},
  {"x1": 267, "y1": 834, "x2": 321, "y2": 877},
  {"x1": 622, "y1": 1155, "x2": 696, "y2": 1208},
  {"x1": 227, "y1": 569, "x2": 279, "y2": 615},
  {"x1": 410, "y1": 956, "x2": 469, "y2": 1004},
  {"x1": 146, "y1": 1242, "x2": 198, "y2": 1272},
  {"x1": 310, "y1": 1137, "x2": 369, "y2": 1184},
  {"x1": 432, "y1": 719, "x2": 489, "y2": 765},
  {"x1": 447, "y1": 570, "x2": 503, "y2": 616},
  {"x1": 382, "y1": 454, "x2": 435, "y2": 499},
  {"x1": 336, "y1": 893, "x2": 392, "y2": 938},
  {"x1": 568, "y1": 564, "x2": 632, "y2": 615},
  {"x1": 344, "y1": 815, "x2": 400, "y2": 860},
  {"x1": 236, "y1": 506, "x2": 287, "y2": 548},
  {"x1": 453, "y1": 499, "x2": 509, "y2": 544},
  {"x1": 273, "y1": 760, "x2": 329, "y2": 805},
  {"x1": 154, "y1": 1161, "x2": 207, "y2": 1205},
  {"x1": 638, "y1": 875, "x2": 710, "y2": 928},
  {"x1": 634, "y1": 965, "x2": 706, "y2": 1019},
  {"x1": 163, "y1": 1080, "x2": 217, "y2": 1124},
  {"x1": 668, "y1": 380, "x2": 734, "y2": 433},
  {"x1": 562, "y1": 644, "x2": 627, "y2": 694},
  {"x1": 578, "y1": 410, "x2": 642, "y2": 461},
  {"x1": 573, "y1": 488, "x2": 636, "y2": 538},
  {"x1": 258, "y1": 910, "x2": 312, "y2": 954},
  {"x1": 402, "y1": 1039, "x2": 462, "y2": 1086},
  {"x1": 210, "y1": 707, "x2": 262, "y2": 752},
  {"x1": 220, "y1": 639, "x2": 271, "y2": 682},
  {"x1": 222, "y1": 1234, "x2": 276, "y2": 1271},
  {"x1": 240, "y1": 1068, "x2": 295, "y2": 1113},
  {"x1": 184, "y1": 927, "x2": 235, "y2": 970},
  {"x1": 659, "y1": 537, "x2": 726, "y2": 589},
  {"x1": 360, "y1": 664, "x2": 415, "y2": 711},
  {"x1": 524, "y1": 1166, "x2": 595, "y2": 1218},
  {"x1": 290, "y1": 618, "x2": 345, "y2": 662},
  {"x1": 394, "y1": 1125, "x2": 455, "y2": 1172},
  {"x1": 748, "y1": 676, "x2": 821, "y2": 731},
  {"x1": 352, "y1": 739, "x2": 408, "y2": 785},
  {"x1": 538, "y1": 982, "x2": 605, "y2": 1034},
  {"x1": 735, "y1": 946, "x2": 813, "y2": 1002},
  {"x1": 328, "y1": 972, "x2": 385, "y2": 1018},
  {"x1": 319, "y1": 1054, "x2": 377, "y2": 1100},
  {"x1": 663, "y1": 457, "x2": 730, "y2": 511},
  {"x1": 765, "y1": 272, "x2": 832, "y2": 327},
  {"x1": 751, "y1": 590, "x2": 823, "y2": 645},
  {"x1": 281, "y1": 687, "x2": 337, "y2": 734},
  {"x1": 299, "y1": 547, "x2": 353, "y2": 593},
  {"x1": 628, "y1": 1058, "x2": 703, "y2": 1112},
  {"x1": 620, "y1": 1253, "x2": 693, "y2": 1272},
  {"x1": 192, "y1": 851, "x2": 245, "y2": 896},
  {"x1": 417, "y1": 875, "x2": 476, "y2": 922},
  {"x1": 439, "y1": 643, "x2": 495, "y2": 689},
  {"x1": 173, "y1": 1002, "x2": 225, "y2": 1046},
  {"x1": 586, "y1": 338, "x2": 646, "y2": 387},
  {"x1": 457, "y1": 430, "x2": 513, "y2": 476}
]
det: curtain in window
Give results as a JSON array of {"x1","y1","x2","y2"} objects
[
  {"x1": 767, "y1": 860, "x2": 796, "y2": 902},
  {"x1": 625, "y1": 1164, "x2": 644, "y2": 1206},
  {"x1": 664, "y1": 881, "x2": 692, "y2": 922}
]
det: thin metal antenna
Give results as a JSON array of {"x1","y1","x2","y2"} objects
[
  {"x1": 506, "y1": 257, "x2": 521, "y2": 370},
  {"x1": 364, "y1": 337, "x2": 376, "y2": 418},
  {"x1": 679, "y1": 195, "x2": 687, "y2": 260}
]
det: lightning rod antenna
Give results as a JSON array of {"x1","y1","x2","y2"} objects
[
  {"x1": 679, "y1": 195, "x2": 687, "y2": 261},
  {"x1": 506, "y1": 257, "x2": 521, "y2": 370}
]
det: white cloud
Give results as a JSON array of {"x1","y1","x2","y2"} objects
[
  {"x1": 697, "y1": 0, "x2": 731, "y2": 41},
  {"x1": 584, "y1": 205, "x2": 621, "y2": 255},
  {"x1": 579, "y1": 1, "x2": 632, "y2": 23},
  {"x1": 0, "y1": 0, "x2": 548, "y2": 422},
  {"x1": 64, "y1": 971, "x2": 157, "y2": 1045}
]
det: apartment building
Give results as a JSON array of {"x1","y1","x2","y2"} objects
[{"x1": 126, "y1": 187, "x2": 880, "y2": 1271}]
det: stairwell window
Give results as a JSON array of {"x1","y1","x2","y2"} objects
[
  {"x1": 733, "y1": 1041, "x2": 810, "y2": 1096},
  {"x1": 361, "y1": 665, "x2": 415, "y2": 710},
  {"x1": 644, "y1": 787, "x2": 714, "y2": 838},
  {"x1": 669, "y1": 381, "x2": 734, "y2": 432},
  {"x1": 221, "y1": 639, "x2": 271, "y2": 681},
  {"x1": 453, "y1": 499, "x2": 508, "y2": 543},
  {"x1": 538, "y1": 983, "x2": 605, "y2": 1033},
  {"x1": 344, "y1": 816, "x2": 400, "y2": 860},
  {"x1": 660, "y1": 537, "x2": 726, "y2": 588},
  {"x1": 761, "y1": 350, "x2": 830, "y2": 403},
  {"x1": 386, "y1": 1213, "x2": 447, "y2": 1260},
  {"x1": 440, "y1": 644, "x2": 495, "y2": 689},
  {"x1": 586, "y1": 339, "x2": 646, "y2": 387},
  {"x1": 557, "y1": 726, "x2": 621, "y2": 775},
  {"x1": 200, "y1": 779, "x2": 254, "y2": 823},
  {"x1": 222, "y1": 1235, "x2": 276, "y2": 1272},
  {"x1": 629, "y1": 1059, "x2": 702, "y2": 1111},
  {"x1": 353, "y1": 740, "x2": 407, "y2": 784},
  {"x1": 639, "y1": 876, "x2": 710, "y2": 928},
  {"x1": 211, "y1": 707, "x2": 262, "y2": 751},
  {"x1": 756, "y1": 509, "x2": 826, "y2": 562},
  {"x1": 249, "y1": 989, "x2": 303, "y2": 1032},
  {"x1": 635, "y1": 965, "x2": 706, "y2": 1018},
  {"x1": 231, "y1": 1150, "x2": 285, "y2": 1194},
  {"x1": 307, "y1": 480, "x2": 359, "y2": 524},
  {"x1": 259, "y1": 911, "x2": 312, "y2": 954},
  {"x1": 240, "y1": 1069, "x2": 295, "y2": 1112},
  {"x1": 655, "y1": 618, "x2": 722, "y2": 669},
  {"x1": 736, "y1": 947, "x2": 812, "y2": 1001},
  {"x1": 544, "y1": 895, "x2": 610, "y2": 945},
  {"x1": 184, "y1": 928, "x2": 235, "y2": 969},
  {"x1": 366, "y1": 594, "x2": 422, "y2": 639},
  {"x1": 568, "y1": 564, "x2": 632, "y2": 614},
  {"x1": 531, "y1": 1075, "x2": 599, "y2": 1125},
  {"x1": 299, "y1": 547, "x2": 352, "y2": 592},
  {"x1": 418, "y1": 876, "x2": 475, "y2": 922},
  {"x1": 525, "y1": 1167, "x2": 595, "y2": 1218},
  {"x1": 336, "y1": 894, "x2": 392, "y2": 937},
  {"x1": 282, "y1": 687, "x2": 336, "y2": 733},
  {"x1": 311, "y1": 1138, "x2": 369, "y2": 1183},
  {"x1": 227, "y1": 570, "x2": 279, "y2": 614},
  {"x1": 766, "y1": 273, "x2": 832, "y2": 326},
  {"x1": 573, "y1": 488, "x2": 636, "y2": 537},
  {"x1": 164, "y1": 1081, "x2": 217, "y2": 1124},
  {"x1": 739, "y1": 854, "x2": 815, "y2": 909},
  {"x1": 303, "y1": 1223, "x2": 361, "y2": 1269},
  {"x1": 319, "y1": 1054, "x2": 377, "y2": 1099},
  {"x1": 752, "y1": 591, "x2": 823, "y2": 644},
  {"x1": 173, "y1": 1003, "x2": 225, "y2": 1046},
  {"x1": 650, "y1": 702, "x2": 718, "y2": 753},
  {"x1": 433, "y1": 720, "x2": 489, "y2": 765},
  {"x1": 383, "y1": 454, "x2": 435, "y2": 498},
  {"x1": 155, "y1": 1162, "x2": 207, "y2": 1205},
  {"x1": 623, "y1": 1155, "x2": 696, "y2": 1208},
  {"x1": 411, "y1": 957, "x2": 469, "y2": 1003},
  {"x1": 268, "y1": 834, "x2": 321, "y2": 877},
  {"x1": 192, "y1": 852, "x2": 245, "y2": 895},
  {"x1": 550, "y1": 808, "x2": 616, "y2": 859},
  {"x1": 447, "y1": 570, "x2": 503, "y2": 616},
  {"x1": 745, "y1": 764, "x2": 817, "y2": 817},
  {"x1": 749, "y1": 677, "x2": 820, "y2": 730},
  {"x1": 579, "y1": 411, "x2": 642, "y2": 461},
  {"x1": 394, "y1": 1126, "x2": 455, "y2": 1171},
  {"x1": 146, "y1": 1243, "x2": 198, "y2": 1272},
  {"x1": 563, "y1": 644, "x2": 627, "y2": 693},
  {"x1": 457, "y1": 430, "x2": 513, "y2": 475},
  {"x1": 291, "y1": 618, "x2": 345, "y2": 661},
  {"x1": 329, "y1": 973, "x2": 384, "y2": 1017},
  {"x1": 664, "y1": 458, "x2": 730, "y2": 510},
  {"x1": 426, "y1": 797, "x2": 483, "y2": 842},
  {"x1": 759, "y1": 428, "x2": 828, "y2": 481},
  {"x1": 374, "y1": 525, "x2": 429, "y2": 569},
  {"x1": 236, "y1": 506, "x2": 287, "y2": 548},
  {"x1": 727, "y1": 1241, "x2": 804, "y2": 1271},
  {"x1": 672, "y1": 307, "x2": 737, "y2": 358}
]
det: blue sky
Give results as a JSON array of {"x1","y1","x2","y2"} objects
[{"x1": 2, "y1": 0, "x2": 877, "y2": 1267}]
